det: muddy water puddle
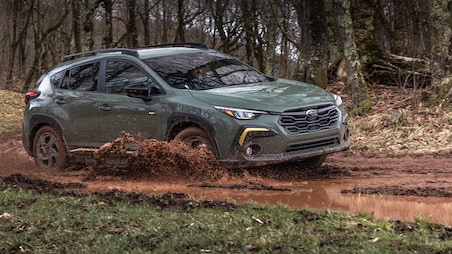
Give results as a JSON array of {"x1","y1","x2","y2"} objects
[{"x1": 85, "y1": 178, "x2": 452, "y2": 226}]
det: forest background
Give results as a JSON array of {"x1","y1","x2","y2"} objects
[{"x1": 0, "y1": 0, "x2": 451, "y2": 115}]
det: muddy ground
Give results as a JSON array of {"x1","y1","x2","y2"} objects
[{"x1": 1, "y1": 134, "x2": 451, "y2": 200}]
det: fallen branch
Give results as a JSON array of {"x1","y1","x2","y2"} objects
[{"x1": 368, "y1": 53, "x2": 431, "y2": 87}]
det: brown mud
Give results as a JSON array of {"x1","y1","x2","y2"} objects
[{"x1": 1, "y1": 134, "x2": 452, "y2": 225}]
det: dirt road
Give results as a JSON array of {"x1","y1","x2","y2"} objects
[{"x1": 1, "y1": 135, "x2": 451, "y2": 224}]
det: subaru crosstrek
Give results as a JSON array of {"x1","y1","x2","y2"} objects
[{"x1": 22, "y1": 43, "x2": 350, "y2": 170}]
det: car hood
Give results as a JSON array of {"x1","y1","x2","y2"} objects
[{"x1": 190, "y1": 79, "x2": 335, "y2": 112}]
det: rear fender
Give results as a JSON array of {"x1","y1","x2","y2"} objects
[{"x1": 27, "y1": 114, "x2": 66, "y2": 154}]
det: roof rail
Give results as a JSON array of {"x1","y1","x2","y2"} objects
[
  {"x1": 63, "y1": 48, "x2": 139, "y2": 62},
  {"x1": 143, "y1": 43, "x2": 209, "y2": 49}
]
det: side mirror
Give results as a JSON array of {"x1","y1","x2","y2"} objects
[{"x1": 124, "y1": 83, "x2": 151, "y2": 100}]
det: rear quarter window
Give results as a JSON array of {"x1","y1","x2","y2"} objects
[
  {"x1": 58, "y1": 62, "x2": 100, "y2": 91},
  {"x1": 50, "y1": 71, "x2": 65, "y2": 87}
]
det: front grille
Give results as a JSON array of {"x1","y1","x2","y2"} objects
[
  {"x1": 278, "y1": 104, "x2": 339, "y2": 134},
  {"x1": 284, "y1": 137, "x2": 339, "y2": 153}
]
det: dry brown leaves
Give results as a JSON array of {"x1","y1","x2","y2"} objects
[{"x1": 329, "y1": 83, "x2": 452, "y2": 155}]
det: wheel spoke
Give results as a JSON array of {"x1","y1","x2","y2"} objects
[
  {"x1": 47, "y1": 135, "x2": 58, "y2": 146},
  {"x1": 33, "y1": 127, "x2": 67, "y2": 170}
]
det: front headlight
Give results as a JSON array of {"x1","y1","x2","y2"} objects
[
  {"x1": 214, "y1": 106, "x2": 267, "y2": 120},
  {"x1": 333, "y1": 94, "x2": 343, "y2": 106}
]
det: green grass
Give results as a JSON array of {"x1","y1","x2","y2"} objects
[{"x1": 0, "y1": 185, "x2": 451, "y2": 253}]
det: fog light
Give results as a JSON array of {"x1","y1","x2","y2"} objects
[
  {"x1": 245, "y1": 147, "x2": 253, "y2": 156},
  {"x1": 244, "y1": 143, "x2": 262, "y2": 157}
]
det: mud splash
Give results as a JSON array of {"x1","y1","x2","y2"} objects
[{"x1": 90, "y1": 132, "x2": 224, "y2": 181}]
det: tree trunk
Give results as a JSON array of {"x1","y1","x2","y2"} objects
[
  {"x1": 263, "y1": 3, "x2": 278, "y2": 76},
  {"x1": 175, "y1": 0, "x2": 186, "y2": 42},
  {"x1": 102, "y1": 0, "x2": 113, "y2": 48},
  {"x1": 83, "y1": 0, "x2": 99, "y2": 50},
  {"x1": 241, "y1": 0, "x2": 255, "y2": 65},
  {"x1": 334, "y1": 0, "x2": 372, "y2": 115},
  {"x1": 141, "y1": 0, "x2": 150, "y2": 46},
  {"x1": 6, "y1": 1, "x2": 34, "y2": 90},
  {"x1": 161, "y1": 0, "x2": 169, "y2": 43},
  {"x1": 71, "y1": 0, "x2": 81, "y2": 53},
  {"x1": 22, "y1": 4, "x2": 69, "y2": 92},
  {"x1": 293, "y1": 0, "x2": 329, "y2": 88},
  {"x1": 392, "y1": 0, "x2": 430, "y2": 58},
  {"x1": 213, "y1": 1, "x2": 229, "y2": 51},
  {"x1": 429, "y1": 0, "x2": 452, "y2": 109},
  {"x1": 241, "y1": 0, "x2": 266, "y2": 72},
  {"x1": 126, "y1": 0, "x2": 138, "y2": 47}
]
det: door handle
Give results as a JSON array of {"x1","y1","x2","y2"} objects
[
  {"x1": 98, "y1": 104, "x2": 112, "y2": 111},
  {"x1": 54, "y1": 98, "x2": 66, "y2": 104}
]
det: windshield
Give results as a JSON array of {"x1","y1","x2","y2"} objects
[{"x1": 144, "y1": 51, "x2": 274, "y2": 90}]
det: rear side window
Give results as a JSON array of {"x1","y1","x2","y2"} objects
[{"x1": 59, "y1": 62, "x2": 100, "y2": 91}]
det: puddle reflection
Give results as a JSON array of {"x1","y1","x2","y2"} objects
[
  {"x1": 89, "y1": 179, "x2": 452, "y2": 226},
  {"x1": 233, "y1": 179, "x2": 452, "y2": 226}
]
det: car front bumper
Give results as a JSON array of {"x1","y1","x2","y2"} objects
[{"x1": 218, "y1": 121, "x2": 350, "y2": 168}]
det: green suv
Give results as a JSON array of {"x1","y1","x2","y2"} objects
[{"x1": 22, "y1": 43, "x2": 349, "y2": 170}]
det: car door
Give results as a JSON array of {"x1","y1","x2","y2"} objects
[
  {"x1": 94, "y1": 59, "x2": 164, "y2": 145},
  {"x1": 52, "y1": 62, "x2": 102, "y2": 149}
]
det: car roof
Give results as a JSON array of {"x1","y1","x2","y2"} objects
[
  {"x1": 44, "y1": 43, "x2": 212, "y2": 76},
  {"x1": 62, "y1": 43, "x2": 210, "y2": 62}
]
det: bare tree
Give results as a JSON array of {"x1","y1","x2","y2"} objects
[
  {"x1": 334, "y1": 0, "x2": 372, "y2": 115},
  {"x1": 241, "y1": 0, "x2": 267, "y2": 71},
  {"x1": 268, "y1": 0, "x2": 299, "y2": 79},
  {"x1": 83, "y1": 0, "x2": 101, "y2": 50},
  {"x1": 1, "y1": 0, "x2": 450, "y2": 118},
  {"x1": 137, "y1": 0, "x2": 162, "y2": 46},
  {"x1": 22, "y1": 2, "x2": 70, "y2": 92},
  {"x1": 261, "y1": 1, "x2": 279, "y2": 76},
  {"x1": 392, "y1": 0, "x2": 430, "y2": 58},
  {"x1": 210, "y1": 0, "x2": 243, "y2": 53},
  {"x1": 174, "y1": 0, "x2": 206, "y2": 43},
  {"x1": 5, "y1": 0, "x2": 34, "y2": 90},
  {"x1": 429, "y1": 0, "x2": 452, "y2": 110},
  {"x1": 293, "y1": 0, "x2": 329, "y2": 88},
  {"x1": 126, "y1": 0, "x2": 138, "y2": 47},
  {"x1": 71, "y1": 0, "x2": 82, "y2": 53},
  {"x1": 102, "y1": 0, "x2": 114, "y2": 48}
]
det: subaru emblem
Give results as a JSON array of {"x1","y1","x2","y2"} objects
[{"x1": 306, "y1": 109, "x2": 318, "y2": 118}]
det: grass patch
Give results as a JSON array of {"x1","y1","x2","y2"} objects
[{"x1": 0, "y1": 183, "x2": 451, "y2": 253}]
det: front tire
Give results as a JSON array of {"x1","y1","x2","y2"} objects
[
  {"x1": 174, "y1": 127, "x2": 216, "y2": 156},
  {"x1": 299, "y1": 154, "x2": 328, "y2": 168},
  {"x1": 32, "y1": 126, "x2": 68, "y2": 171}
]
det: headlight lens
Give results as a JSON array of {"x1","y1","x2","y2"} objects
[
  {"x1": 215, "y1": 106, "x2": 267, "y2": 120},
  {"x1": 333, "y1": 94, "x2": 343, "y2": 106}
]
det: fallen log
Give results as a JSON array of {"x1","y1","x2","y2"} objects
[{"x1": 367, "y1": 53, "x2": 431, "y2": 87}]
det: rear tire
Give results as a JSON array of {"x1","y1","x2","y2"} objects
[
  {"x1": 32, "y1": 126, "x2": 68, "y2": 171},
  {"x1": 174, "y1": 127, "x2": 216, "y2": 156}
]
